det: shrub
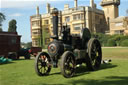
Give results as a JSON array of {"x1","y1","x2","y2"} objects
[
  {"x1": 91, "y1": 33, "x2": 111, "y2": 46},
  {"x1": 107, "y1": 38, "x2": 116, "y2": 47},
  {"x1": 120, "y1": 36, "x2": 128, "y2": 42},
  {"x1": 120, "y1": 39, "x2": 128, "y2": 47},
  {"x1": 91, "y1": 33, "x2": 128, "y2": 47}
]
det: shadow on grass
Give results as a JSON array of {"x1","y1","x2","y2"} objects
[
  {"x1": 50, "y1": 72, "x2": 61, "y2": 75},
  {"x1": 36, "y1": 64, "x2": 119, "y2": 85},
  {"x1": 74, "y1": 66, "x2": 90, "y2": 77},
  {"x1": 100, "y1": 63, "x2": 117, "y2": 70},
  {"x1": 47, "y1": 63, "x2": 117, "y2": 78},
  {"x1": 0, "y1": 61, "x2": 15, "y2": 65},
  {"x1": 38, "y1": 84, "x2": 66, "y2": 85},
  {"x1": 68, "y1": 76, "x2": 128, "y2": 85},
  {"x1": 0, "y1": 58, "x2": 33, "y2": 65},
  {"x1": 38, "y1": 76, "x2": 128, "y2": 85},
  {"x1": 13, "y1": 59, "x2": 33, "y2": 61},
  {"x1": 74, "y1": 63, "x2": 117, "y2": 77}
]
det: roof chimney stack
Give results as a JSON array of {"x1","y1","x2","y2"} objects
[
  {"x1": 74, "y1": 0, "x2": 77, "y2": 8},
  {"x1": 64, "y1": 4, "x2": 69, "y2": 10},
  {"x1": 36, "y1": 6, "x2": 39, "y2": 15},
  {"x1": 46, "y1": 3, "x2": 51, "y2": 13},
  {"x1": 90, "y1": 0, "x2": 94, "y2": 8}
]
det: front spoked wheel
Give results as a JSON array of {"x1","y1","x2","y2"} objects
[
  {"x1": 60, "y1": 51, "x2": 76, "y2": 78},
  {"x1": 35, "y1": 52, "x2": 52, "y2": 76}
]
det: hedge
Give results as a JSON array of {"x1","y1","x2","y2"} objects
[
  {"x1": 120, "y1": 39, "x2": 128, "y2": 47},
  {"x1": 107, "y1": 38, "x2": 116, "y2": 46}
]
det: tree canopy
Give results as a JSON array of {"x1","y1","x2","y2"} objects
[
  {"x1": 8, "y1": 19, "x2": 17, "y2": 32},
  {"x1": 0, "y1": 12, "x2": 6, "y2": 31},
  {"x1": 0, "y1": 28, "x2": 3, "y2": 32},
  {"x1": 21, "y1": 42, "x2": 32, "y2": 48}
]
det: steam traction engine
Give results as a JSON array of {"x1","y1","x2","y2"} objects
[{"x1": 35, "y1": 8, "x2": 102, "y2": 78}]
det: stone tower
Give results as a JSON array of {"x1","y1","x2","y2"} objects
[
  {"x1": 101, "y1": 0, "x2": 120, "y2": 20},
  {"x1": 101, "y1": 0, "x2": 120, "y2": 30}
]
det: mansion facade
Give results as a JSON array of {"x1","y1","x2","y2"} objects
[{"x1": 30, "y1": 0, "x2": 128, "y2": 47}]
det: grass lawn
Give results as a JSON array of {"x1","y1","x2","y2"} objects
[{"x1": 0, "y1": 47, "x2": 128, "y2": 85}]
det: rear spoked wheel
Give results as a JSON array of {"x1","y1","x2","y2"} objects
[
  {"x1": 60, "y1": 51, "x2": 76, "y2": 78},
  {"x1": 86, "y1": 38, "x2": 102, "y2": 71},
  {"x1": 35, "y1": 52, "x2": 52, "y2": 76}
]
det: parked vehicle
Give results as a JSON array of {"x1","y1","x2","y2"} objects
[
  {"x1": 0, "y1": 32, "x2": 21, "y2": 59},
  {"x1": 0, "y1": 32, "x2": 31, "y2": 60},
  {"x1": 17, "y1": 48, "x2": 31, "y2": 59},
  {"x1": 29, "y1": 47, "x2": 42, "y2": 57}
]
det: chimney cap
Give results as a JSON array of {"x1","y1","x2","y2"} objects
[
  {"x1": 51, "y1": 8, "x2": 59, "y2": 15},
  {"x1": 47, "y1": 3, "x2": 50, "y2": 6}
]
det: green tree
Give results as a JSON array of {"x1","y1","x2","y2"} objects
[
  {"x1": 0, "y1": 12, "x2": 6, "y2": 31},
  {"x1": 0, "y1": 28, "x2": 2, "y2": 32},
  {"x1": 25, "y1": 42, "x2": 32, "y2": 48},
  {"x1": 8, "y1": 19, "x2": 17, "y2": 32},
  {"x1": 21, "y1": 42, "x2": 32, "y2": 48}
]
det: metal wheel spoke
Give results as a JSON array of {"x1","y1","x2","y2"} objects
[
  {"x1": 66, "y1": 62, "x2": 74, "y2": 73},
  {"x1": 38, "y1": 62, "x2": 41, "y2": 66},
  {"x1": 95, "y1": 59, "x2": 100, "y2": 65},
  {"x1": 39, "y1": 66, "x2": 43, "y2": 70},
  {"x1": 70, "y1": 58, "x2": 74, "y2": 65},
  {"x1": 91, "y1": 48, "x2": 96, "y2": 53},
  {"x1": 67, "y1": 56, "x2": 71, "y2": 63},
  {"x1": 65, "y1": 61, "x2": 74, "y2": 71},
  {"x1": 43, "y1": 67, "x2": 46, "y2": 73},
  {"x1": 40, "y1": 67, "x2": 43, "y2": 73},
  {"x1": 96, "y1": 47, "x2": 100, "y2": 51},
  {"x1": 92, "y1": 59, "x2": 95, "y2": 65},
  {"x1": 91, "y1": 52, "x2": 96, "y2": 56},
  {"x1": 65, "y1": 69, "x2": 71, "y2": 75},
  {"x1": 70, "y1": 61, "x2": 74, "y2": 66},
  {"x1": 38, "y1": 59, "x2": 42, "y2": 62}
]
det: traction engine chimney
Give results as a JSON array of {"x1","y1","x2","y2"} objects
[{"x1": 51, "y1": 8, "x2": 59, "y2": 40}]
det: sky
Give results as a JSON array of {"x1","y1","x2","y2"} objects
[{"x1": 0, "y1": 0, "x2": 128, "y2": 43}]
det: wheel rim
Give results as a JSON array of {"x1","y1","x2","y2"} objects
[
  {"x1": 63, "y1": 53, "x2": 75, "y2": 78},
  {"x1": 36, "y1": 53, "x2": 51, "y2": 76},
  {"x1": 64, "y1": 55, "x2": 75, "y2": 76},
  {"x1": 89, "y1": 39, "x2": 102, "y2": 69}
]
